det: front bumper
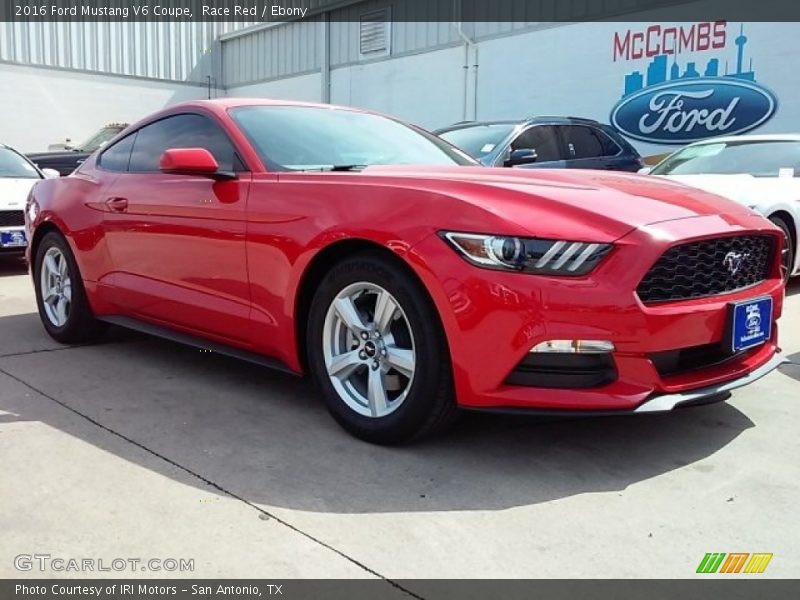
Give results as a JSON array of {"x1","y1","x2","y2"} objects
[
  {"x1": 408, "y1": 215, "x2": 786, "y2": 412},
  {"x1": 634, "y1": 352, "x2": 787, "y2": 412}
]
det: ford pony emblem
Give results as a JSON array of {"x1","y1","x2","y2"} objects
[{"x1": 723, "y1": 251, "x2": 749, "y2": 276}]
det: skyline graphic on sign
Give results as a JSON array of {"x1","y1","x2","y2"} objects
[{"x1": 622, "y1": 25, "x2": 756, "y2": 97}]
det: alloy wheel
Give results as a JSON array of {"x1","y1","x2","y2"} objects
[
  {"x1": 322, "y1": 282, "x2": 416, "y2": 418},
  {"x1": 40, "y1": 246, "x2": 72, "y2": 327}
]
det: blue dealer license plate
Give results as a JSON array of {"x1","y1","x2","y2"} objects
[
  {"x1": 0, "y1": 230, "x2": 27, "y2": 248},
  {"x1": 729, "y1": 297, "x2": 772, "y2": 353}
]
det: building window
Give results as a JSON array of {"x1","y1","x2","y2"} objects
[{"x1": 359, "y1": 8, "x2": 391, "y2": 57}]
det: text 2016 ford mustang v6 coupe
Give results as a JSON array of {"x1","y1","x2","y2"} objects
[{"x1": 26, "y1": 99, "x2": 786, "y2": 444}]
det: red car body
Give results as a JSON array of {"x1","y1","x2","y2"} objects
[{"x1": 27, "y1": 99, "x2": 785, "y2": 419}]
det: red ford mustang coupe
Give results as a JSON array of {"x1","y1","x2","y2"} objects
[{"x1": 26, "y1": 99, "x2": 786, "y2": 444}]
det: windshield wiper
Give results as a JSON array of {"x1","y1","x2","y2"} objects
[
  {"x1": 331, "y1": 164, "x2": 368, "y2": 171},
  {"x1": 296, "y1": 164, "x2": 368, "y2": 172}
]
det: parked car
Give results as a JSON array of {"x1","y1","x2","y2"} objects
[
  {"x1": 27, "y1": 123, "x2": 129, "y2": 176},
  {"x1": 643, "y1": 134, "x2": 800, "y2": 279},
  {"x1": 27, "y1": 99, "x2": 785, "y2": 444},
  {"x1": 434, "y1": 117, "x2": 643, "y2": 171},
  {"x1": 0, "y1": 143, "x2": 58, "y2": 254}
]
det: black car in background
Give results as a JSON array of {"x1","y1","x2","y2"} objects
[
  {"x1": 26, "y1": 123, "x2": 128, "y2": 176},
  {"x1": 435, "y1": 117, "x2": 642, "y2": 172}
]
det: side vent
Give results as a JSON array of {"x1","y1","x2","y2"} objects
[{"x1": 359, "y1": 8, "x2": 391, "y2": 57}]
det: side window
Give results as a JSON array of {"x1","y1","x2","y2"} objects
[
  {"x1": 128, "y1": 114, "x2": 240, "y2": 172},
  {"x1": 562, "y1": 125, "x2": 621, "y2": 159},
  {"x1": 98, "y1": 133, "x2": 136, "y2": 172},
  {"x1": 511, "y1": 126, "x2": 561, "y2": 162}
]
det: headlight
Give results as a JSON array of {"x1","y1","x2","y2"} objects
[{"x1": 440, "y1": 232, "x2": 612, "y2": 276}]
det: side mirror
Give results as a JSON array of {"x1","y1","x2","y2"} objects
[
  {"x1": 159, "y1": 148, "x2": 235, "y2": 180},
  {"x1": 505, "y1": 148, "x2": 539, "y2": 167},
  {"x1": 637, "y1": 166, "x2": 652, "y2": 175},
  {"x1": 41, "y1": 168, "x2": 60, "y2": 179}
]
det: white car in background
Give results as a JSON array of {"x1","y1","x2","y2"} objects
[
  {"x1": 643, "y1": 134, "x2": 800, "y2": 279},
  {"x1": 0, "y1": 143, "x2": 58, "y2": 254}
]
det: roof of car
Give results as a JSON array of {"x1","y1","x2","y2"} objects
[
  {"x1": 141, "y1": 98, "x2": 400, "y2": 129},
  {"x1": 687, "y1": 133, "x2": 800, "y2": 145},
  {"x1": 169, "y1": 97, "x2": 361, "y2": 112},
  {"x1": 434, "y1": 116, "x2": 603, "y2": 134}
]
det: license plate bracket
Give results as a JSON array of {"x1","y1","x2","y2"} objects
[{"x1": 724, "y1": 296, "x2": 773, "y2": 354}]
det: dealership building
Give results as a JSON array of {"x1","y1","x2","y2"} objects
[{"x1": 1, "y1": 0, "x2": 799, "y2": 157}]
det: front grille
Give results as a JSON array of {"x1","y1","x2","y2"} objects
[
  {"x1": 0, "y1": 210, "x2": 24, "y2": 227},
  {"x1": 637, "y1": 235, "x2": 774, "y2": 304}
]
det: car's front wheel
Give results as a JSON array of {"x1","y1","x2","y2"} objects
[
  {"x1": 33, "y1": 231, "x2": 106, "y2": 344},
  {"x1": 307, "y1": 252, "x2": 457, "y2": 444}
]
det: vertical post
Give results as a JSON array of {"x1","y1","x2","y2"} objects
[
  {"x1": 321, "y1": 13, "x2": 331, "y2": 103},
  {"x1": 472, "y1": 45, "x2": 479, "y2": 120},
  {"x1": 454, "y1": 0, "x2": 477, "y2": 121}
]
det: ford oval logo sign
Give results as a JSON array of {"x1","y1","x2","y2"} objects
[{"x1": 610, "y1": 78, "x2": 777, "y2": 144}]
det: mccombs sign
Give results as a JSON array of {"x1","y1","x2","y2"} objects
[{"x1": 609, "y1": 21, "x2": 778, "y2": 144}]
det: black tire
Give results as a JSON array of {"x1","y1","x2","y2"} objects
[
  {"x1": 33, "y1": 231, "x2": 107, "y2": 344},
  {"x1": 306, "y1": 252, "x2": 458, "y2": 444},
  {"x1": 770, "y1": 216, "x2": 795, "y2": 281}
]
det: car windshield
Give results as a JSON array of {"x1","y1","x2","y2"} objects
[
  {"x1": 652, "y1": 140, "x2": 800, "y2": 177},
  {"x1": 438, "y1": 124, "x2": 516, "y2": 159},
  {"x1": 76, "y1": 126, "x2": 126, "y2": 152},
  {"x1": 0, "y1": 147, "x2": 41, "y2": 178},
  {"x1": 229, "y1": 106, "x2": 476, "y2": 171}
]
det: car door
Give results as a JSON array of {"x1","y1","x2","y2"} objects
[
  {"x1": 559, "y1": 124, "x2": 638, "y2": 171},
  {"x1": 499, "y1": 125, "x2": 568, "y2": 169},
  {"x1": 99, "y1": 113, "x2": 252, "y2": 345}
]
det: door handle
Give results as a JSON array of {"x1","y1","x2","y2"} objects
[{"x1": 105, "y1": 197, "x2": 128, "y2": 212}]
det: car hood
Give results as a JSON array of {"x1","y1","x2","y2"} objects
[
  {"x1": 0, "y1": 177, "x2": 38, "y2": 210},
  {"x1": 362, "y1": 166, "x2": 755, "y2": 242},
  {"x1": 660, "y1": 174, "x2": 800, "y2": 206}
]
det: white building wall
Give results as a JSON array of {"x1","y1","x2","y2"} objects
[
  {"x1": 0, "y1": 63, "x2": 207, "y2": 152},
  {"x1": 227, "y1": 72, "x2": 322, "y2": 102},
  {"x1": 225, "y1": 46, "x2": 467, "y2": 131},
  {"x1": 329, "y1": 46, "x2": 465, "y2": 129}
]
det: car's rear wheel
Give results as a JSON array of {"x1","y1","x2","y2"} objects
[
  {"x1": 307, "y1": 252, "x2": 457, "y2": 444},
  {"x1": 770, "y1": 216, "x2": 795, "y2": 281},
  {"x1": 34, "y1": 231, "x2": 106, "y2": 344}
]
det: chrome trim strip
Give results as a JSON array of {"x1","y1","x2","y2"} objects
[
  {"x1": 550, "y1": 242, "x2": 583, "y2": 270},
  {"x1": 568, "y1": 243, "x2": 600, "y2": 272},
  {"x1": 634, "y1": 353, "x2": 788, "y2": 413},
  {"x1": 535, "y1": 240, "x2": 566, "y2": 268}
]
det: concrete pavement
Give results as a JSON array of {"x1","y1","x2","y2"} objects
[{"x1": 1, "y1": 253, "x2": 798, "y2": 582}]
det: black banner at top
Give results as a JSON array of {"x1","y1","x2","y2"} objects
[{"x1": 3, "y1": 0, "x2": 800, "y2": 23}]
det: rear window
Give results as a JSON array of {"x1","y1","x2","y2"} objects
[{"x1": 561, "y1": 125, "x2": 621, "y2": 159}]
